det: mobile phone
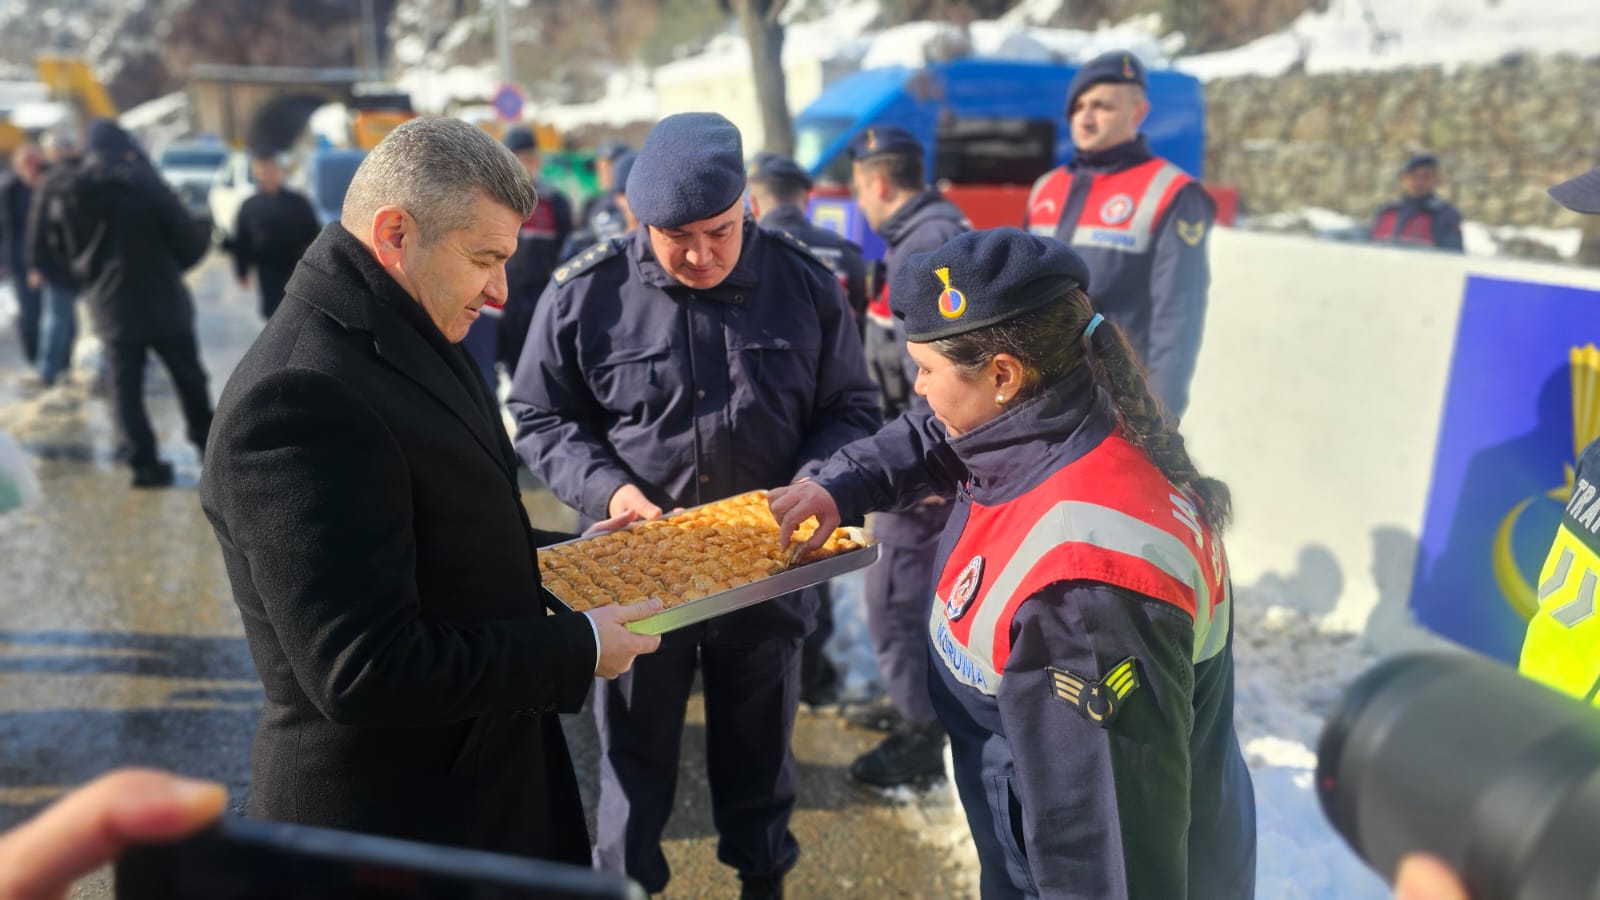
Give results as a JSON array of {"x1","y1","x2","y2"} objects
[{"x1": 115, "y1": 816, "x2": 646, "y2": 899}]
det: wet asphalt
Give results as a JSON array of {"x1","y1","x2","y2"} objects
[{"x1": 0, "y1": 254, "x2": 971, "y2": 898}]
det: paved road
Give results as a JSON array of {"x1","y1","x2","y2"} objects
[{"x1": 0, "y1": 255, "x2": 971, "y2": 898}]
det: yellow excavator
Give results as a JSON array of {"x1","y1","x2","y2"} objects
[{"x1": 0, "y1": 56, "x2": 118, "y2": 155}]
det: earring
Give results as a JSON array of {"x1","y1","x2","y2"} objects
[{"x1": 995, "y1": 393, "x2": 1007, "y2": 406}]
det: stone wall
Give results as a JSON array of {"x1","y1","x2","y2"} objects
[{"x1": 1204, "y1": 54, "x2": 1600, "y2": 235}]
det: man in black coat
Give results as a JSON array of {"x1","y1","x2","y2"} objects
[
  {"x1": 199, "y1": 117, "x2": 660, "y2": 863},
  {"x1": 60, "y1": 120, "x2": 213, "y2": 487},
  {"x1": 230, "y1": 151, "x2": 320, "y2": 319}
]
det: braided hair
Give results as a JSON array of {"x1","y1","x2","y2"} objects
[{"x1": 928, "y1": 287, "x2": 1231, "y2": 535}]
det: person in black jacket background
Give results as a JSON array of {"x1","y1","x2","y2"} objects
[
  {"x1": 59, "y1": 119, "x2": 212, "y2": 487},
  {"x1": 1, "y1": 144, "x2": 43, "y2": 366},
  {"x1": 230, "y1": 151, "x2": 320, "y2": 319}
]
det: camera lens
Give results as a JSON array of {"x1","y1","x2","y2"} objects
[{"x1": 1316, "y1": 652, "x2": 1600, "y2": 900}]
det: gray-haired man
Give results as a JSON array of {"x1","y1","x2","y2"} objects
[{"x1": 200, "y1": 117, "x2": 660, "y2": 860}]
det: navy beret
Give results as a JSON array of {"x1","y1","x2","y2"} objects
[
  {"x1": 1402, "y1": 153, "x2": 1439, "y2": 173},
  {"x1": 890, "y1": 227, "x2": 1091, "y2": 342},
  {"x1": 847, "y1": 125, "x2": 923, "y2": 161},
  {"x1": 1066, "y1": 51, "x2": 1148, "y2": 112},
  {"x1": 1550, "y1": 166, "x2": 1600, "y2": 215},
  {"x1": 626, "y1": 112, "x2": 746, "y2": 228},
  {"x1": 748, "y1": 152, "x2": 812, "y2": 190},
  {"x1": 503, "y1": 125, "x2": 537, "y2": 153}
]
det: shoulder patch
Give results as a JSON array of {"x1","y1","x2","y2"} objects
[
  {"x1": 1047, "y1": 657, "x2": 1141, "y2": 727},
  {"x1": 553, "y1": 238, "x2": 623, "y2": 285}
]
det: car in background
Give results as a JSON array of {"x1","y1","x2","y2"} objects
[
  {"x1": 208, "y1": 150, "x2": 256, "y2": 244},
  {"x1": 302, "y1": 148, "x2": 366, "y2": 226},
  {"x1": 155, "y1": 139, "x2": 228, "y2": 225}
]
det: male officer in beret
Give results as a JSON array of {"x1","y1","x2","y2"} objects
[
  {"x1": 844, "y1": 124, "x2": 969, "y2": 787},
  {"x1": 1024, "y1": 50, "x2": 1216, "y2": 420},
  {"x1": 1369, "y1": 153, "x2": 1464, "y2": 253},
  {"x1": 508, "y1": 112, "x2": 881, "y2": 899}
]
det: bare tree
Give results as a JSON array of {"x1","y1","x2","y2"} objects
[{"x1": 726, "y1": 0, "x2": 794, "y2": 156}]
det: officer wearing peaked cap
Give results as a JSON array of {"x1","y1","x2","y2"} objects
[
  {"x1": 1025, "y1": 50, "x2": 1216, "y2": 420},
  {"x1": 507, "y1": 112, "x2": 881, "y2": 899},
  {"x1": 769, "y1": 228, "x2": 1256, "y2": 899}
]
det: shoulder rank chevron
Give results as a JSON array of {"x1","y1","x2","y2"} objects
[{"x1": 1046, "y1": 657, "x2": 1141, "y2": 727}]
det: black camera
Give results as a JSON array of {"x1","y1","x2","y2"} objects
[{"x1": 1317, "y1": 652, "x2": 1600, "y2": 900}]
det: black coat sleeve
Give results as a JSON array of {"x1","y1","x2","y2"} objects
[
  {"x1": 205, "y1": 366, "x2": 597, "y2": 727},
  {"x1": 998, "y1": 582, "x2": 1198, "y2": 899},
  {"x1": 1146, "y1": 183, "x2": 1215, "y2": 419}
]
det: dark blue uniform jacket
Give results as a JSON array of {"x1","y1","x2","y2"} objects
[
  {"x1": 811, "y1": 376, "x2": 1256, "y2": 899},
  {"x1": 508, "y1": 219, "x2": 881, "y2": 637}
]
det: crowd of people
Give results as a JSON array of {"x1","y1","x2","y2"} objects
[{"x1": 1, "y1": 42, "x2": 1585, "y2": 900}]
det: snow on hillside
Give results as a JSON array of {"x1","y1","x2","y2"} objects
[{"x1": 1180, "y1": 0, "x2": 1600, "y2": 81}]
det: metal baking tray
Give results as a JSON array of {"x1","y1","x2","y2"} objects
[{"x1": 541, "y1": 525, "x2": 878, "y2": 636}]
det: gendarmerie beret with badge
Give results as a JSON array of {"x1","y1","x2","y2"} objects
[
  {"x1": 846, "y1": 125, "x2": 923, "y2": 161},
  {"x1": 889, "y1": 227, "x2": 1092, "y2": 342},
  {"x1": 1066, "y1": 50, "x2": 1149, "y2": 112},
  {"x1": 625, "y1": 112, "x2": 746, "y2": 228}
]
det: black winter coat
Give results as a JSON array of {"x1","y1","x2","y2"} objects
[
  {"x1": 61, "y1": 153, "x2": 209, "y2": 341},
  {"x1": 199, "y1": 223, "x2": 596, "y2": 862}
]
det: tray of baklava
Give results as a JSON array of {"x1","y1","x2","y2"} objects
[{"x1": 537, "y1": 490, "x2": 879, "y2": 635}]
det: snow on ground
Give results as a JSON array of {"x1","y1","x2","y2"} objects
[
  {"x1": 1180, "y1": 0, "x2": 1600, "y2": 81},
  {"x1": 533, "y1": 66, "x2": 657, "y2": 133}
]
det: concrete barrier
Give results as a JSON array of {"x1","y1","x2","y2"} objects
[{"x1": 1185, "y1": 229, "x2": 1600, "y2": 653}]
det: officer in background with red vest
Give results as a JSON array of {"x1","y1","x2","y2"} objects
[
  {"x1": 1369, "y1": 153, "x2": 1464, "y2": 253},
  {"x1": 1025, "y1": 50, "x2": 1215, "y2": 421},
  {"x1": 843, "y1": 125, "x2": 970, "y2": 787},
  {"x1": 769, "y1": 228, "x2": 1256, "y2": 899}
]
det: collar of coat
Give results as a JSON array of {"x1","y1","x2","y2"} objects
[
  {"x1": 628, "y1": 216, "x2": 763, "y2": 298},
  {"x1": 283, "y1": 222, "x2": 516, "y2": 479}
]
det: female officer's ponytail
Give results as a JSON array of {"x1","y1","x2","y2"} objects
[{"x1": 1077, "y1": 291, "x2": 1232, "y2": 535}]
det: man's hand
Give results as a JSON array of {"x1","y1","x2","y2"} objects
[
  {"x1": 0, "y1": 768, "x2": 227, "y2": 900},
  {"x1": 607, "y1": 484, "x2": 662, "y2": 520},
  {"x1": 236, "y1": 274, "x2": 252, "y2": 290},
  {"x1": 767, "y1": 481, "x2": 841, "y2": 558},
  {"x1": 583, "y1": 509, "x2": 640, "y2": 537},
  {"x1": 25, "y1": 271, "x2": 41, "y2": 291},
  {"x1": 585, "y1": 599, "x2": 664, "y2": 678}
]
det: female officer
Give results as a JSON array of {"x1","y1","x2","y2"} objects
[{"x1": 769, "y1": 227, "x2": 1255, "y2": 899}]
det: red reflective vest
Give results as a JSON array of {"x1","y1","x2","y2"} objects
[
  {"x1": 1026, "y1": 158, "x2": 1192, "y2": 254},
  {"x1": 930, "y1": 432, "x2": 1231, "y2": 696},
  {"x1": 1371, "y1": 206, "x2": 1438, "y2": 246}
]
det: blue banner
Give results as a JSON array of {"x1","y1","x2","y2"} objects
[{"x1": 1411, "y1": 276, "x2": 1600, "y2": 660}]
